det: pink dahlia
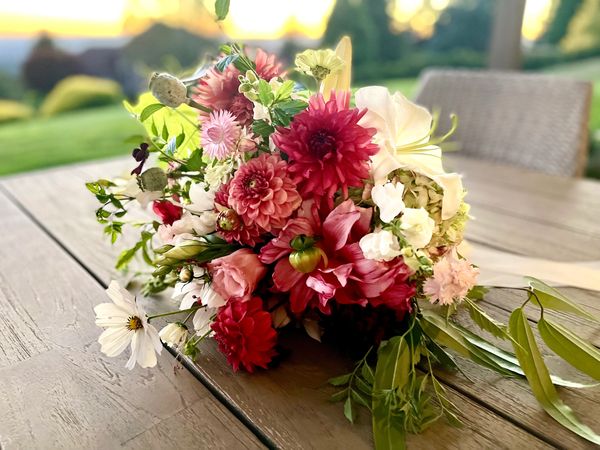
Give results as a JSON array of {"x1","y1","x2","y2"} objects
[
  {"x1": 214, "y1": 182, "x2": 264, "y2": 247},
  {"x1": 228, "y1": 153, "x2": 302, "y2": 232},
  {"x1": 211, "y1": 297, "x2": 277, "y2": 372},
  {"x1": 254, "y1": 48, "x2": 285, "y2": 80},
  {"x1": 201, "y1": 110, "x2": 241, "y2": 159},
  {"x1": 272, "y1": 92, "x2": 379, "y2": 204}
]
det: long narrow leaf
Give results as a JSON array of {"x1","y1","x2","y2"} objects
[
  {"x1": 527, "y1": 277, "x2": 599, "y2": 323},
  {"x1": 509, "y1": 308, "x2": 600, "y2": 444},
  {"x1": 538, "y1": 317, "x2": 600, "y2": 381}
]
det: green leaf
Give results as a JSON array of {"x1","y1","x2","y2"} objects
[
  {"x1": 329, "y1": 389, "x2": 348, "y2": 403},
  {"x1": 214, "y1": 0, "x2": 230, "y2": 20},
  {"x1": 328, "y1": 373, "x2": 351, "y2": 387},
  {"x1": 252, "y1": 119, "x2": 275, "y2": 139},
  {"x1": 372, "y1": 336, "x2": 410, "y2": 450},
  {"x1": 344, "y1": 396, "x2": 355, "y2": 423},
  {"x1": 527, "y1": 277, "x2": 599, "y2": 323},
  {"x1": 464, "y1": 298, "x2": 510, "y2": 340},
  {"x1": 509, "y1": 308, "x2": 600, "y2": 444},
  {"x1": 538, "y1": 317, "x2": 600, "y2": 381},
  {"x1": 257, "y1": 79, "x2": 274, "y2": 106},
  {"x1": 466, "y1": 285, "x2": 488, "y2": 301},
  {"x1": 361, "y1": 362, "x2": 375, "y2": 385},
  {"x1": 351, "y1": 389, "x2": 370, "y2": 408},
  {"x1": 140, "y1": 103, "x2": 165, "y2": 122},
  {"x1": 161, "y1": 122, "x2": 169, "y2": 141},
  {"x1": 215, "y1": 54, "x2": 239, "y2": 72},
  {"x1": 274, "y1": 80, "x2": 295, "y2": 102},
  {"x1": 116, "y1": 242, "x2": 142, "y2": 270}
]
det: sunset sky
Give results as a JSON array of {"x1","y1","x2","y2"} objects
[{"x1": 0, "y1": 0, "x2": 553, "y2": 41}]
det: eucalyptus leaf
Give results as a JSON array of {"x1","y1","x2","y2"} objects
[
  {"x1": 509, "y1": 308, "x2": 600, "y2": 444},
  {"x1": 538, "y1": 317, "x2": 600, "y2": 381},
  {"x1": 527, "y1": 277, "x2": 599, "y2": 323}
]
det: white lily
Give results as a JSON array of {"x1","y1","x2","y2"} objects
[
  {"x1": 94, "y1": 281, "x2": 162, "y2": 369},
  {"x1": 355, "y1": 86, "x2": 463, "y2": 220}
]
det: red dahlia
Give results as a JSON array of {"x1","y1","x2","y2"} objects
[
  {"x1": 272, "y1": 92, "x2": 379, "y2": 203},
  {"x1": 211, "y1": 297, "x2": 277, "y2": 372},
  {"x1": 228, "y1": 153, "x2": 301, "y2": 232}
]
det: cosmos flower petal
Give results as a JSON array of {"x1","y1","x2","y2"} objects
[{"x1": 98, "y1": 327, "x2": 132, "y2": 358}]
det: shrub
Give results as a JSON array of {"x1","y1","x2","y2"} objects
[
  {"x1": 0, "y1": 100, "x2": 34, "y2": 124},
  {"x1": 40, "y1": 75, "x2": 123, "y2": 116}
]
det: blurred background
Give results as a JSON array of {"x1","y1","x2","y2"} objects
[{"x1": 1, "y1": 0, "x2": 599, "y2": 177}]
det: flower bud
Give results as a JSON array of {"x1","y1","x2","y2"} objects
[
  {"x1": 160, "y1": 240, "x2": 206, "y2": 262},
  {"x1": 216, "y1": 209, "x2": 242, "y2": 231},
  {"x1": 159, "y1": 322, "x2": 189, "y2": 348},
  {"x1": 289, "y1": 246, "x2": 326, "y2": 274},
  {"x1": 245, "y1": 70, "x2": 258, "y2": 84},
  {"x1": 179, "y1": 266, "x2": 193, "y2": 282},
  {"x1": 149, "y1": 72, "x2": 188, "y2": 108},
  {"x1": 139, "y1": 167, "x2": 168, "y2": 192}
]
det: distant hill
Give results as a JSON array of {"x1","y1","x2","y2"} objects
[{"x1": 123, "y1": 22, "x2": 217, "y2": 70}]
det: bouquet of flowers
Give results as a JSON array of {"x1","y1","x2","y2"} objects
[{"x1": 88, "y1": 7, "x2": 600, "y2": 448}]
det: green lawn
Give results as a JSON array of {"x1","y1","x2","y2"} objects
[
  {"x1": 0, "y1": 66, "x2": 598, "y2": 177},
  {"x1": 0, "y1": 105, "x2": 142, "y2": 176}
]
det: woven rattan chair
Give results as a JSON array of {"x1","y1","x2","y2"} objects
[{"x1": 414, "y1": 69, "x2": 592, "y2": 177}]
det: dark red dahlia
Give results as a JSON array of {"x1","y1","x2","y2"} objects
[
  {"x1": 152, "y1": 200, "x2": 182, "y2": 225},
  {"x1": 211, "y1": 297, "x2": 278, "y2": 372},
  {"x1": 272, "y1": 92, "x2": 378, "y2": 203}
]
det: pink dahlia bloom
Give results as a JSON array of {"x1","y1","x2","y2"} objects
[
  {"x1": 228, "y1": 153, "x2": 302, "y2": 232},
  {"x1": 272, "y1": 92, "x2": 379, "y2": 204},
  {"x1": 424, "y1": 250, "x2": 479, "y2": 305},
  {"x1": 193, "y1": 49, "x2": 283, "y2": 127},
  {"x1": 214, "y1": 182, "x2": 265, "y2": 247},
  {"x1": 201, "y1": 110, "x2": 241, "y2": 159}
]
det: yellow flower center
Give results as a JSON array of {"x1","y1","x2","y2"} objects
[{"x1": 127, "y1": 316, "x2": 143, "y2": 331}]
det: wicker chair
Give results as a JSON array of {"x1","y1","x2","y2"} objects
[{"x1": 414, "y1": 69, "x2": 592, "y2": 177}]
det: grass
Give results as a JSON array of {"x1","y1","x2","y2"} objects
[
  {"x1": 0, "y1": 63, "x2": 598, "y2": 177},
  {"x1": 0, "y1": 105, "x2": 142, "y2": 176}
]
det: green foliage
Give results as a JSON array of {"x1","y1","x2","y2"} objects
[
  {"x1": 541, "y1": 0, "x2": 583, "y2": 45},
  {"x1": 527, "y1": 277, "x2": 599, "y2": 323},
  {"x1": 215, "y1": 0, "x2": 230, "y2": 21},
  {"x1": 0, "y1": 71, "x2": 25, "y2": 100},
  {"x1": 40, "y1": 75, "x2": 123, "y2": 116},
  {"x1": 537, "y1": 317, "x2": 600, "y2": 381},
  {"x1": 85, "y1": 179, "x2": 131, "y2": 243},
  {"x1": 561, "y1": 0, "x2": 600, "y2": 53},
  {"x1": 115, "y1": 230, "x2": 154, "y2": 270},
  {"x1": 464, "y1": 297, "x2": 513, "y2": 341},
  {"x1": 0, "y1": 100, "x2": 33, "y2": 124},
  {"x1": 509, "y1": 308, "x2": 600, "y2": 444}
]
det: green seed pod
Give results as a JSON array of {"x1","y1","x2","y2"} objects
[
  {"x1": 149, "y1": 72, "x2": 188, "y2": 108},
  {"x1": 139, "y1": 167, "x2": 168, "y2": 192}
]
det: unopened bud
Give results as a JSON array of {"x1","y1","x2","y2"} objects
[
  {"x1": 179, "y1": 266, "x2": 193, "y2": 282},
  {"x1": 161, "y1": 240, "x2": 206, "y2": 261},
  {"x1": 216, "y1": 209, "x2": 241, "y2": 232},
  {"x1": 149, "y1": 72, "x2": 188, "y2": 108}
]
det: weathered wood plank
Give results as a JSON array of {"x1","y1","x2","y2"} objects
[
  {"x1": 0, "y1": 191, "x2": 263, "y2": 450},
  {"x1": 0, "y1": 158, "x2": 561, "y2": 447}
]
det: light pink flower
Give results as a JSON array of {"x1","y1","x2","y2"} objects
[
  {"x1": 208, "y1": 248, "x2": 267, "y2": 301},
  {"x1": 201, "y1": 110, "x2": 242, "y2": 159},
  {"x1": 423, "y1": 250, "x2": 479, "y2": 305}
]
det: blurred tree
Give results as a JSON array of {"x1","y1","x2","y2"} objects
[
  {"x1": 0, "y1": 72, "x2": 24, "y2": 100},
  {"x1": 540, "y1": 0, "x2": 583, "y2": 45},
  {"x1": 21, "y1": 33, "x2": 81, "y2": 94},
  {"x1": 561, "y1": 0, "x2": 600, "y2": 52},
  {"x1": 323, "y1": 0, "x2": 408, "y2": 65},
  {"x1": 425, "y1": 0, "x2": 493, "y2": 53}
]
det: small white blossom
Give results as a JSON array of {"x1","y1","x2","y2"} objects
[
  {"x1": 157, "y1": 211, "x2": 217, "y2": 245},
  {"x1": 158, "y1": 323, "x2": 188, "y2": 348},
  {"x1": 94, "y1": 281, "x2": 162, "y2": 369},
  {"x1": 359, "y1": 229, "x2": 402, "y2": 262},
  {"x1": 371, "y1": 182, "x2": 405, "y2": 223},
  {"x1": 116, "y1": 177, "x2": 161, "y2": 209},
  {"x1": 400, "y1": 208, "x2": 435, "y2": 249},
  {"x1": 205, "y1": 158, "x2": 237, "y2": 191},
  {"x1": 187, "y1": 182, "x2": 216, "y2": 213},
  {"x1": 253, "y1": 102, "x2": 271, "y2": 122}
]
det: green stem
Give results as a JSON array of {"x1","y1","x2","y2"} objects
[{"x1": 148, "y1": 306, "x2": 199, "y2": 321}]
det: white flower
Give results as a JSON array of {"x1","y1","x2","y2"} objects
[
  {"x1": 191, "y1": 306, "x2": 215, "y2": 336},
  {"x1": 94, "y1": 281, "x2": 162, "y2": 370},
  {"x1": 253, "y1": 102, "x2": 271, "y2": 122},
  {"x1": 157, "y1": 211, "x2": 217, "y2": 245},
  {"x1": 355, "y1": 86, "x2": 463, "y2": 220},
  {"x1": 205, "y1": 158, "x2": 237, "y2": 190},
  {"x1": 400, "y1": 208, "x2": 435, "y2": 249},
  {"x1": 115, "y1": 177, "x2": 161, "y2": 209},
  {"x1": 359, "y1": 229, "x2": 402, "y2": 262},
  {"x1": 371, "y1": 182, "x2": 405, "y2": 223},
  {"x1": 173, "y1": 268, "x2": 225, "y2": 310},
  {"x1": 187, "y1": 182, "x2": 216, "y2": 213},
  {"x1": 158, "y1": 322, "x2": 189, "y2": 348}
]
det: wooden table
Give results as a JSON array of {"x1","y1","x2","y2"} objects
[{"x1": 1, "y1": 155, "x2": 599, "y2": 449}]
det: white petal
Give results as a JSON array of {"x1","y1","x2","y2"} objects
[
  {"x1": 105, "y1": 281, "x2": 136, "y2": 312},
  {"x1": 94, "y1": 303, "x2": 130, "y2": 327},
  {"x1": 134, "y1": 329, "x2": 160, "y2": 369},
  {"x1": 192, "y1": 307, "x2": 214, "y2": 336},
  {"x1": 126, "y1": 332, "x2": 139, "y2": 370},
  {"x1": 98, "y1": 327, "x2": 132, "y2": 357},
  {"x1": 433, "y1": 172, "x2": 464, "y2": 220}
]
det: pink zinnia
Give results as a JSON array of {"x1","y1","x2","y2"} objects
[
  {"x1": 201, "y1": 110, "x2": 241, "y2": 159},
  {"x1": 228, "y1": 153, "x2": 302, "y2": 232},
  {"x1": 424, "y1": 250, "x2": 479, "y2": 305},
  {"x1": 272, "y1": 92, "x2": 379, "y2": 204}
]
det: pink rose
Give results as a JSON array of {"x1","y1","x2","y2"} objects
[{"x1": 208, "y1": 248, "x2": 267, "y2": 301}]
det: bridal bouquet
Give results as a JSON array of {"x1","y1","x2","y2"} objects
[{"x1": 87, "y1": 11, "x2": 600, "y2": 449}]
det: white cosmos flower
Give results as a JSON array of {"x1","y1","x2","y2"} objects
[
  {"x1": 400, "y1": 208, "x2": 435, "y2": 249},
  {"x1": 156, "y1": 211, "x2": 217, "y2": 245},
  {"x1": 371, "y1": 182, "x2": 405, "y2": 223},
  {"x1": 355, "y1": 86, "x2": 463, "y2": 220},
  {"x1": 94, "y1": 281, "x2": 162, "y2": 370},
  {"x1": 158, "y1": 322, "x2": 189, "y2": 348},
  {"x1": 172, "y1": 268, "x2": 225, "y2": 310},
  {"x1": 187, "y1": 182, "x2": 216, "y2": 213},
  {"x1": 359, "y1": 229, "x2": 402, "y2": 262},
  {"x1": 191, "y1": 306, "x2": 215, "y2": 336}
]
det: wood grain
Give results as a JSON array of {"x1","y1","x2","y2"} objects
[
  {"x1": 0, "y1": 158, "x2": 571, "y2": 447},
  {"x1": 0, "y1": 192, "x2": 263, "y2": 450}
]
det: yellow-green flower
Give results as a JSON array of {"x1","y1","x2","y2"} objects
[{"x1": 295, "y1": 49, "x2": 344, "y2": 82}]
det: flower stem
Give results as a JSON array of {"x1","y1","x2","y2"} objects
[{"x1": 148, "y1": 306, "x2": 199, "y2": 321}]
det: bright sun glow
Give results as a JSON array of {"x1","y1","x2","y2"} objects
[{"x1": 522, "y1": 0, "x2": 553, "y2": 41}]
